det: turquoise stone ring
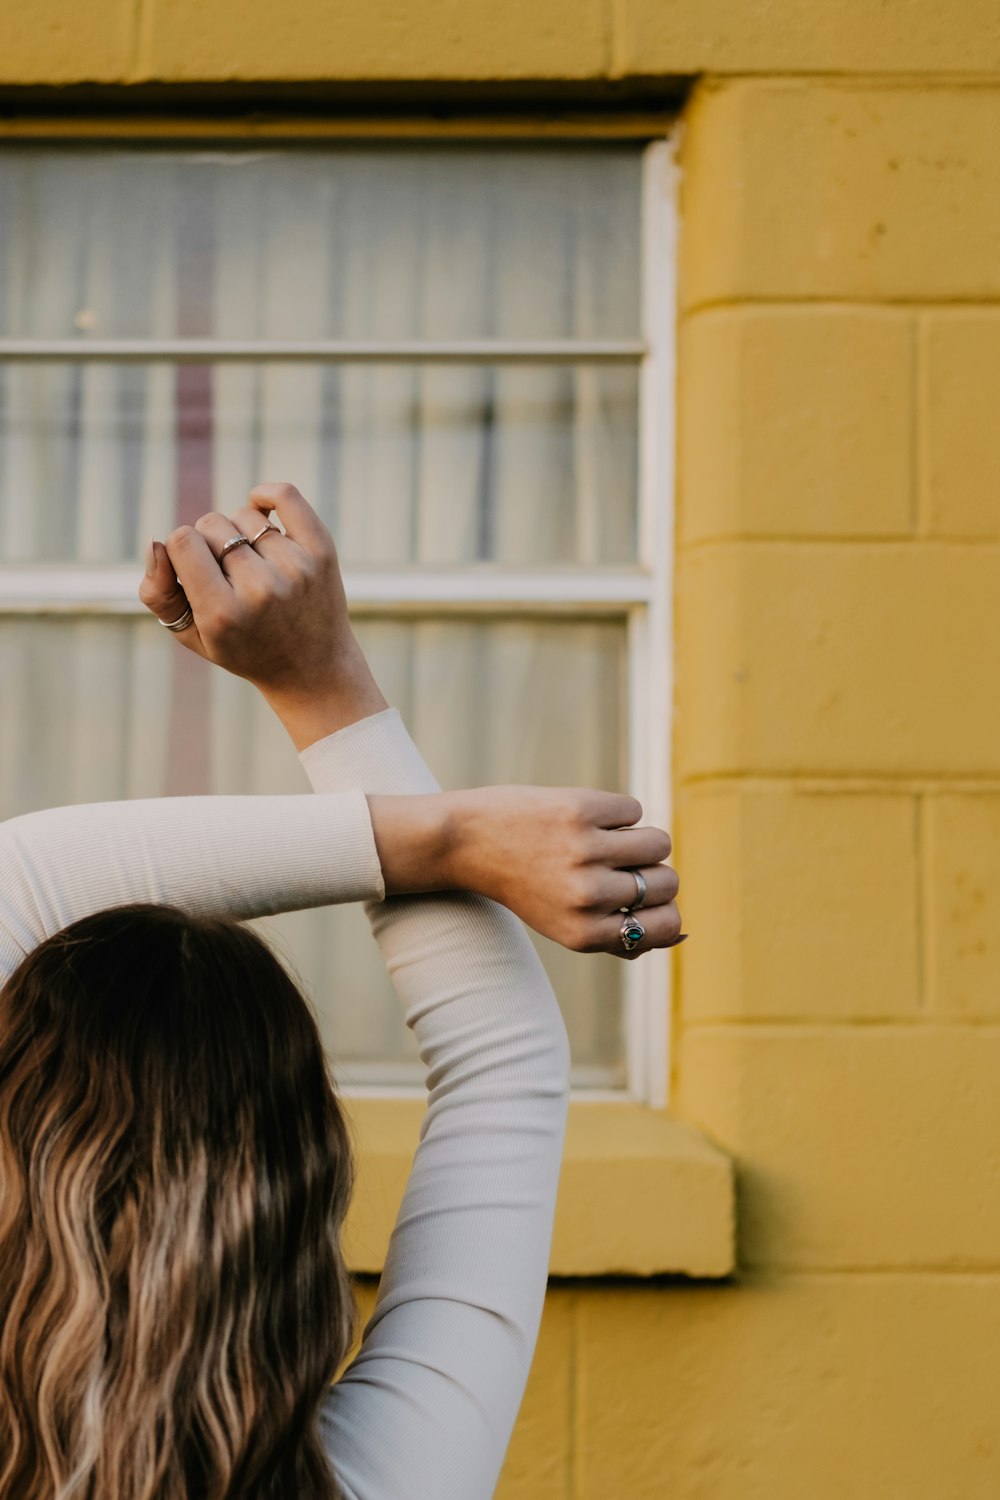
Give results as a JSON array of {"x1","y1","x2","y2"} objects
[{"x1": 619, "y1": 916, "x2": 645, "y2": 952}]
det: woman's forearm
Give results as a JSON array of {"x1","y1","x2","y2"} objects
[
  {"x1": 260, "y1": 640, "x2": 466, "y2": 895},
  {"x1": 259, "y1": 635, "x2": 388, "y2": 752},
  {"x1": 0, "y1": 787, "x2": 463, "y2": 988},
  {"x1": 299, "y1": 707, "x2": 571, "y2": 1500}
]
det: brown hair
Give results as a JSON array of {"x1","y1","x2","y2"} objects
[{"x1": 0, "y1": 902, "x2": 356, "y2": 1499}]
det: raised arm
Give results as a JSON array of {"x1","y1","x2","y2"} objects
[
  {"x1": 0, "y1": 790, "x2": 382, "y2": 990},
  {"x1": 302, "y1": 708, "x2": 572, "y2": 1500},
  {"x1": 138, "y1": 483, "x2": 683, "y2": 1500}
]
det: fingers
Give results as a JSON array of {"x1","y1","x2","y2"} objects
[
  {"x1": 592, "y1": 900, "x2": 683, "y2": 959},
  {"x1": 577, "y1": 790, "x2": 673, "y2": 861},
  {"x1": 137, "y1": 538, "x2": 207, "y2": 653},
  {"x1": 228, "y1": 500, "x2": 315, "y2": 587},
  {"x1": 159, "y1": 525, "x2": 235, "y2": 619},
  {"x1": 583, "y1": 789, "x2": 645, "y2": 830},
  {"x1": 192, "y1": 511, "x2": 271, "y2": 584},
  {"x1": 230, "y1": 502, "x2": 288, "y2": 556},
  {"x1": 600, "y1": 863, "x2": 679, "y2": 915},
  {"x1": 601, "y1": 823, "x2": 673, "y2": 867},
  {"x1": 137, "y1": 484, "x2": 331, "y2": 661},
  {"x1": 247, "y1": 482, "x2": 334, "y2": 555}
]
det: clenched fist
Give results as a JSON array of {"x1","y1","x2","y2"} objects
[{"x1": 138, "y1": 482, "x2": 386, "y2": 745}]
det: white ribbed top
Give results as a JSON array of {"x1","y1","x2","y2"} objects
[{"x1": 0, "y1": 708, "x2": 571, "y2": 1500}]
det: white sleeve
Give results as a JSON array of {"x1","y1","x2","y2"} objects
[
  {"x1": 0, "y1": 788, "x2": 383, "y2": 986},
  {"x1": 303, "y1": 709, "x2": 571, "y2": 1500}
]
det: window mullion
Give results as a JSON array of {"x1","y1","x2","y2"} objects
[
  {"x1": 0, "y1": 565, "x2": 655, "y2": 613},
  {"x1": 0, "y1": 338, "x2": 645, "y2": 366}
]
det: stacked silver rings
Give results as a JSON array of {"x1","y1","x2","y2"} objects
[
  {"x1": 159, "y1": 605, "x2": 195, "y2": 634},
  {"x1": 619, "y1": 869, "x2": 647, "y2": 952},
  {"x1": 156, "y1": 521, "x2": 282, "y2": 632}
]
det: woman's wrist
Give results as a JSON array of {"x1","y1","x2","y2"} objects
[
  {"x1": 431, "y1": 787, "x2": 491, "y2": 897},
  {"x1": 366, "y1": 792, "x2": 463, "y2": 896},
  {"x1": 260, "y1": 638, "x2": 389, "y2": 752}
]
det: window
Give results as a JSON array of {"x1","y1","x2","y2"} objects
[{"x1": 0, "y1": 135, "x2": 676, "y2": 1103}]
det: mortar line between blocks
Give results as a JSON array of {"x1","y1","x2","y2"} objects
[
  {"x1": 911, "y1": 313, "x2": 924, "y2": 536},
  {"x1": 684, "y1": 295, "x2": 1000, "y2": 316},
  {"x1": 125, "y1": 0, "x2": 148, "y2": 81},
  {"x1": 605, "y1": 0, "x2": 624, "y2": 80},
  {"x1": 915, "y1": 792, "x2": 928, "y2": 1014}
]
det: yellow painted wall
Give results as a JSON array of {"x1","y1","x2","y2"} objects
[{"x1": 6, "y1": 3, "x2": 1000, "y2": 1494}]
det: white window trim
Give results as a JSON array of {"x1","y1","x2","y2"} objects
[
  {"x1": 0, "y1": 338, "x2": 643, "y2": 364},
  {"x1": 625, "y1": 137, "x2": 678, "y2": 1109},
  {"x1": 0, "y1": 133, "x2": 679, "y2": 1107}
]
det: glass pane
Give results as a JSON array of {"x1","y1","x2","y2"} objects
[
  {"x1": 0, "y1": 141, "x2": 640, "y2": 566},
  {"x1": 0, "y1": 612, "x2": 628, "y2": 1089},
  {"x1": 0, "y1": 145, "x2": 640, "y2": 341},
  {"x1": 0, "y1": 358, "x2": 638, "y2": 567}
]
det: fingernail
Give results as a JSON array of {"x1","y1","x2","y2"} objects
[
  {"x1": 671, "y1": 934, "x2": 690, "y2": 947},
  {"x1": 144, "y1": 537, "x2": 158, "y2": 577}
]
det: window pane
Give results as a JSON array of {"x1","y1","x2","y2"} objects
[
  {"x1": 0, "y1": 145, "x2": 640, "y2": 341},
  {"x1": 0, "y1": 358, "x2": 638, "y2": 567},
  {"x1": 0, "y1": 612, "x2": 628, "y2": 1089},
  {"x1": 0, "y1": 142, "x2": 640, "y2": 565}
]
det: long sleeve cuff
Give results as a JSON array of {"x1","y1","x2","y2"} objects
[{"x1": 298, "y1": 707, "x2": 440, "y2": 798}]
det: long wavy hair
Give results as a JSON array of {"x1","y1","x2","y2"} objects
[{"x1": 0, "y1": 902, "x2": 357, "y2": 1500}]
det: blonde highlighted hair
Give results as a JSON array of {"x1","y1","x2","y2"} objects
[{"x1": 0, "y1": 903, "x2": 356, "y2": 1499}]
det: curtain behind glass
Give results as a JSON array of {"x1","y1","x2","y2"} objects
[
  {"x1": 0, "y1": 145, "x2": 640, "y2": 1087},
  {"x1": 0, "y1": 146, "x2": 640, "y2": 567}
]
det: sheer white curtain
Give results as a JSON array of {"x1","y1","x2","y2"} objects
[
  {"x1": 0, "y1": 156, "x2": 180, "y2": 809},
  {"x1": 0, "y1": 145, "x2": 639, "y2": 1085}
]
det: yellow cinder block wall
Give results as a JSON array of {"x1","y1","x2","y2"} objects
[
  {"x1": 353, "y1": 82, "x2": 1000, "y2": 1492},
  {"x1": 668, "y1": 78, "x2": 1000, "y2": 1500},
  {"x1": 7, "y1": 2, "x2": 1000, "y2": 1494}
]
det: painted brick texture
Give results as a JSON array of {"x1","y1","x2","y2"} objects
[
  {"x1": 7, "y1": 0, "x2": 1000, "y2": 83},
  {"x1": 680, "y1": 309, "x2": 915, "y2": 541},
  {"x1": 926, "y1": 795, "x2": 1000, "y2": 1018},
  {"x1": 681, "y1": 82, "x2": 1000, "y2": 306},
  {"x1": 921, "y1": 314, "x2": 1000, "y2": 538},
  {"x1": 574, "y1": 1276, "x2": 1000, "y2": 1500},
  {"x1": 677, "y1": 786, "x2": 920, "y2": 1022},
  {"x1": 676, "y1": 543, "x2": 1000, "y2": 778},
  {"x1": 670, "y1": 77, "x2": 1000, "y2": 1499}
]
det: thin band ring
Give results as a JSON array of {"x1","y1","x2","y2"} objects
[
  {"x1": 619, "y1": 869, "x2": 647, "y2": 915},
  {"x1": 249, "y1": 521, "x2": 280, "y2": 546},
  {"x1": 220, "y1": 533, "x2": 250, "y2": 558}
]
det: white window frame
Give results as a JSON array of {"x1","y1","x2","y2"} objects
[{"x1": 0, "y1": 135, "x2": 678, "y2": 1107}]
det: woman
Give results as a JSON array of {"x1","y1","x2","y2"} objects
[{"x1": 0, "y1": 483, "x2": 683, "y2": 1500}]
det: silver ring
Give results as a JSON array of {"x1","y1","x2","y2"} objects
[
  {"x1": 619, "y1": 914, "x2": 645, "y2": 952},
  {"x1": 158, "y1": 605, "x2": 194, "y2": 633},
  {"x1": 249, "y1": 521, "x2": 280, "y2": 546},
  {"x1": 220, "y1": 533, "x2": 250, "y2": 557},
  {"x1": 619, "y1": 869, "x2": 647, "y2": 914}
]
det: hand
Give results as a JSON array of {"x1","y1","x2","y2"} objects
[
  {"x1": 138, "y1": 483, "x2": 386, "y2": 744},
  {"x1": 438, "y1": 785, "x2": 682, "y2": 960}
]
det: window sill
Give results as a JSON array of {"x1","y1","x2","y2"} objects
[{"x1": 340, "y1": 1097, "x2": 735, "y2": 1279}]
